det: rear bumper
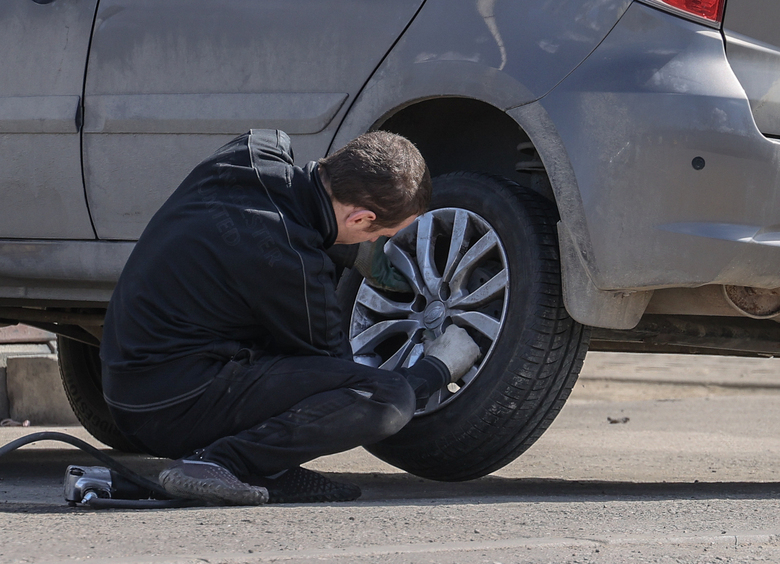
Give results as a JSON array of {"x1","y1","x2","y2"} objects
[{"x1": 539, "y1": 1, "x2": 780, "y2": 293}]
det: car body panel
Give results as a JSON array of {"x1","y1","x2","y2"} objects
[
  {"x1": 722, "y1": 0, "x2": 780, "y2": 138},
  {"x1": 0, "y1": 0, "x2": 96, "y2": 239},
  {"x1": 3, "y1": 0, "x2": 780, "y2": 335},
  {"x1": 332, "y1": 0, "x2": 632, "y2": 149},
  {"x1": 535, "y1": 2, "x2": 780, "y2": 323},
  {"x1": 0, "y1": 240, "x2": 132, "y2": 305},
  {"x1": 81, "y1": 0, "x2": 423, "y2": 240}
]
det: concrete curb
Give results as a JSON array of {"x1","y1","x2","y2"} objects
[
  {"x1": 6, "y1": 354, "x2": 78, "y2": 425},
  {"x1": 0, "y1": 328, "x2": 77, "y2": 425},
  {"x1": 1, "y1": 343, "x2": 57, "y2": 422}
]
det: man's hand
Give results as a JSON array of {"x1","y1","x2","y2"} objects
[
  {"x1": 354, "y1": 236, "x2": 413, "y2": 293},
  {"x1": 424, "y1": 325, "x2": 481, "y2": 382}
]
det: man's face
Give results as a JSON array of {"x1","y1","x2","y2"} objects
[{"x1": 336, "y1": 213, "x2": 417, "y2": 245}]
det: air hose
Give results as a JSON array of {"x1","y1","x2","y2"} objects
[{"x1": 0, "y1": 431, "x2": 201, "y2": 509}]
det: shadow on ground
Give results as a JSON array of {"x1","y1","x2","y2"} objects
[
  {"x1": 2, "y1": 448, "x2": 780, "y2": 515},
  {"x1": 348, "y1": 472, "x2": 780, "y2": 503}
]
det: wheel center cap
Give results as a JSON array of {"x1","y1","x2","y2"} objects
[{"x1": 423, "y1": 300, "x2": 446, "y2": 327}]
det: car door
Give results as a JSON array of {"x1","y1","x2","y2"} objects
[
  {"x1": 82, "y1": 0, "x2": 424, "y2": 240},
  {"x1": 723, "y1": 0, "x2": 780, "y2": 138},
  {"x1": 0, "y1": 0, "x2": 97, "y2": 239}
]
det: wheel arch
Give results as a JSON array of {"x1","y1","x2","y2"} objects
[
  {"x1": 335, "y1": 90, "x2": 651, "y2": 330},
  {"x1": 373, "y1": 97, "x2": 538, "y2": 195}
]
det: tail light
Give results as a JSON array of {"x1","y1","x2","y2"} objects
[
  {"x1": 661, "y1": 0, "x2": 725, "y2": 22},
  {"x1": 640, "y1": 0, "x2": 725, "y2": 26}
]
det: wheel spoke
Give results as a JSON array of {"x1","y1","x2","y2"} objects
[
  {"x1": 423, "y1": 386, "x2": 444, "y2": 411},
  {"x1": 442, "y1": 209, "x2": 469, "y2": 283},
  {"x1": 415, "y1": 213, "x2": 440, "y2": 294},
  {"x1": 448, "y1": 269, "x2": 508, "y2": 309},
  {"x1": 449, "y1": 230, "x2": 499, "y2": 294},
  {"x1": 356, "y1": 285, "x2": 414, "y2": 316},
  {"x1": 380, "y1": 338, "x2": 417, "y2": 370},
  {"x1": 458, "y1": 364, "x2": 479, "y2": 386},
  {"x1": 403, "y1": 342, "x2": 425, "y2": 368},
  {"x1": 450, "y1": 311, "x2": 501, "y2": 340},
  {"x1": 349, "y1": 206, "x2": 510, "y2": 417},
  {"x1": 384, "y1": 239, "x2": 425, "y2": 294},
  {"x1": 350, "y1": 319, "x2": 421, "y2": 355}
]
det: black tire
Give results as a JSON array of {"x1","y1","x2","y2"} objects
[
  {"x1": 338, "y1": 172, "x2": 590, "y2": 481},
  {"x1": 57, "y1": 336, "x2": 139, "y2": 452}
]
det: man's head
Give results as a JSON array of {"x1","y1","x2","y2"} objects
[{"x1": 319, "y1": 131, "x2": 431, "y2": 245}]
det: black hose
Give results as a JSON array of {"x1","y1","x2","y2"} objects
[{"x1": 0, "y1": 431, "x2": 202, "y2": 508}]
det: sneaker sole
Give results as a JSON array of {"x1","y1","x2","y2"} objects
[
  {"x1": 269, "y1": 488, "x2": 361, "y2": 504},
  {"x1": 159, "y1": 468, "x2": 268, "y2": 506},
  {"x1": 257, "y1": 468, "x2": 362, "y2": 504}
]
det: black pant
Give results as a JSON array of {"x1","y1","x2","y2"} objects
[{"x1": 107, "y1": 351, "x2": 446, "y2": 479}]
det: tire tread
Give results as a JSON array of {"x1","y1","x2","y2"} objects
[{"x1": 363, "y1": 172, "x2": 591, "y2": 481}]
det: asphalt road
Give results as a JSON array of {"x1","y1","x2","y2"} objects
[{"x1": 2, "y1": 352, "x2": 780, "y2": 563}]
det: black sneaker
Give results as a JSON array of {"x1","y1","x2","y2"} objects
[
  {"x1": 245, "y1": 467, "x2": 361, "y2": 504},
  {"x1": 159, "y1": 459, "x2": 268, "y2": 506}
]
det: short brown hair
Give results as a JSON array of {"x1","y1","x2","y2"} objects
[{"x1": 319, "y1": 131, "x2": 431, "y2": 229}]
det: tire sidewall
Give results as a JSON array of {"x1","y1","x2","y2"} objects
[{"x1": 373, "y1": 174, "x2": 557, "y2": 446}]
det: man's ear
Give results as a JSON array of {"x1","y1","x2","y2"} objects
[{"x1": 345, "y1": 209, "x2": 376, "y2": 229}]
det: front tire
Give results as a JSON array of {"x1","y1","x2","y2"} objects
[
  {"x1": 338, "y1": 172, "x2": 590, "y2": 481},
  {"x1": 58, "y1": 336, "x2": 138, "y2": 452}
]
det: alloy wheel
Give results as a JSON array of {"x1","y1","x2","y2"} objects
[{"x1": 349, "y1": 207, "x2": 510, "y2": 414}]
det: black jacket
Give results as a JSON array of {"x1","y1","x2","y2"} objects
[{"x1": 101, "y1": 130, "x2": 351, "y2": 408}]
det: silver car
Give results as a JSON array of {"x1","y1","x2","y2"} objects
[{"x1": 2, "y1": 0, "x2": 779, "y2": 480}]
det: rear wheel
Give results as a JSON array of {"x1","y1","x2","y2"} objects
[
  {"x1": 58, "y1": 336, "x2": 138, "y2": 452},
  {"x1": 338, "y1": 172, "x2": 590, "y2": 481}
]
